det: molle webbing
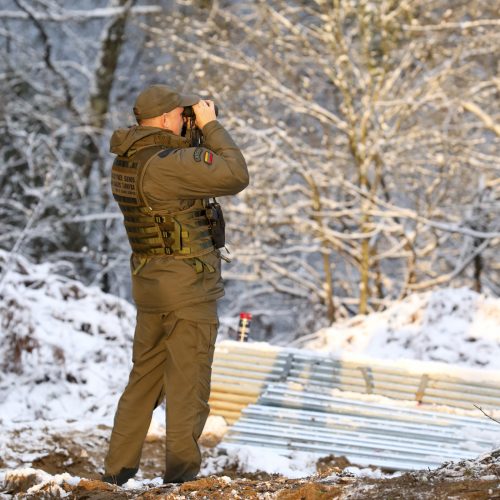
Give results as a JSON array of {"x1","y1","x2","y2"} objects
[{"x1": 111, "y1": 145, "x2": 214, "y2": 258}]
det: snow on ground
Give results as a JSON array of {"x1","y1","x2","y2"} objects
[
  {"x1": 1, "y1": 250, "x2": 500, "y2": 497},
  {"x1": 307, "y1": 287, "x2": 500, "y2": 369},
  {"x1": 205, "y1": 446, "x2": 319, "y2": 479},
  {"x1": 0, "y1": 250, "x2": 135, "y2": 424}
]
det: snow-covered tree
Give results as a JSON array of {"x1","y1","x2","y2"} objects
[
  {"x1": 143, "y1": 0, "x2": 499, "y2": 336},
  {"x1": 1, "y1": 0, "x2": 498, "y2": 341}
]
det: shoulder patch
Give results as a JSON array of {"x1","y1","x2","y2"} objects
[
  {"x1": 203, "y1": 151, "x2": 213, "y2": 165},
  {"x1": 158, "y1": 147, "x2": 177, "y2": 158},
  {"x1": 193, "y1": 147, "x2": 203, "y2": 162}
]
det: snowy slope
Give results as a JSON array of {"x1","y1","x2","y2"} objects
[
  {"x1": 0, "y1": 250, "x2": 135, "y2": 423},
  {"x1": 307, "y1": 288, "x2": 500, "y2": 369}
]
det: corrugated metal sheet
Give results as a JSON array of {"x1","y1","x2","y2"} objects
[
  {"x1": 210, "y1": 342, "x2": 500, "y2": 470},
  {"x1": 221, "y1": 383, "x2": 500, "y2": 471},
  {"x1": 209, "y1": 341, "x2": 500, "y2": 422}
]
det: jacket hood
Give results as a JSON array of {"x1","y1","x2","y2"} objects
[{"x1": 109, "y1": 126, "x2": 163, "y2": 155}]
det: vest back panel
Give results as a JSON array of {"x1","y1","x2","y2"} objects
[{"x1": 111, "y1": 146, "x2": 215, "y2": 258}]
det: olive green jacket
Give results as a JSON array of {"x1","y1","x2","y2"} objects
[{"x1": 110, "y1": 120, "x2": 249, "y2": 314}]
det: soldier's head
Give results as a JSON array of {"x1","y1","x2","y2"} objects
[{"x1": 133, "y1": 85, "x2": 199, "y2": 135}]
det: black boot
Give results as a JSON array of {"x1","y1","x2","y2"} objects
[{"x1": 101, "y1": 467, "x2": 138, "y2": 486}]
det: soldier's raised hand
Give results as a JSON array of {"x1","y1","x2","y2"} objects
[{"x1": 193, "y1": 100, "x2": 217, "y2": 129}]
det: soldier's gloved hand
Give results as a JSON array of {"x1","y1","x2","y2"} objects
[{"x1": 193, "y1": 100, "x2": 217, "y2": 130}]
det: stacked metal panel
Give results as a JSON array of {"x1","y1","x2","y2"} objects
[
  {"x1": 209, "y1": 341, "x2": 500, "y2": 422},
  {"x1": 287, "y1": 352, "x2": 500, "y2": 411},
  {"x1": 209, "y1": 341, "x2": 500, "y2": 470},
  {"x1": 209, "y1": 343, "x2": 287, "y2": 423},
  {"x1": 222, "y1": 383, "x2": 500, "y2": 471}
]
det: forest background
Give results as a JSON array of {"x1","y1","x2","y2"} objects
[{"x1": 0, "y1": 0, "x2": 498, "y2": 342}]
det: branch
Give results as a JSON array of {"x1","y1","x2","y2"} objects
[
  {"x1": 461, "y1": 101, "x2": 500, "y2": 138},
  {"x1": 341, "y1": 180, "x2": 500, "y2": 239},
  {"x1": 474, "y1": 404, "x2": 500, "y2": 425},
  {"x1": 0, "y1": 6, "x2": 161, "y2": 21},
  {"x1": 0, "y1": 165, "x2": 55, "y2": 290},
  {"x1": 403, "y1": 19, "x2": 500, "y2": 32},
  {"x1": 13, "y1": 0, "x2": 78, "y2": 115},
  {"x1": 408, "y1": 237, "x2": 494, "y2": 290}
]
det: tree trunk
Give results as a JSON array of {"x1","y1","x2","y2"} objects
[{"x1": 306, "y1": 173, "x2": 336, "y2": 324}]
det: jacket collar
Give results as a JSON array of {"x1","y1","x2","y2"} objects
[{"x1": 110, "y1": 126, "x2": 190, "y2": 156}]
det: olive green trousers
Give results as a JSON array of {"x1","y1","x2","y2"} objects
[{"x1": 104, "y1": 304, "x2": 218, "y2": 483}]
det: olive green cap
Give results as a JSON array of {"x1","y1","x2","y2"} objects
[{"x1": 133, "y1": 85, "x2": 199, "y2": 120}]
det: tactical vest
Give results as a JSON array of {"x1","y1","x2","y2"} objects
[{"x1": 111, "y1": 139, "x2": 215, "y2": 259}]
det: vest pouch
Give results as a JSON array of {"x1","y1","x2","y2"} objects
[{"x1": 206, "y1": 199, "x2": 225, "y2": 249}]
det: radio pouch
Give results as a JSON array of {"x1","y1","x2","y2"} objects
[{"x1": 206, "y1": 198, "x2": 226, "y2": 249}]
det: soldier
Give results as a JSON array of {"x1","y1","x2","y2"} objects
[{"x1": 102, "y1": 85, "x2": 249, "y2": 485}]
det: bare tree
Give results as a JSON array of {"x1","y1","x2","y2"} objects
[
  {"x1": 0, "y1": 1, "x2": 160, "y2": 294},
  {"x1": 144, "y1": 0, "x2": 499, "y2": 337},
  {"x1": 1, "y1": 0, "x2": 498, "y2": 341}
]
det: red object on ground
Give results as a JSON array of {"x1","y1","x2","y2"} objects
[{"x1": 237, "y1": 312, "x2": 252, "y2": 342}]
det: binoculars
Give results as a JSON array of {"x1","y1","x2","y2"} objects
[{"x1": 182, "y1": 103, "x2": 219, "y2": 119}]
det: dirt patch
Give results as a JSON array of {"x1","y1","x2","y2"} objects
[
  {"x1": 137, "y1": 439, "x2": 167, "y2": 479},
  {"x1": 316, "y1": 454, "x2": 351, "y2": 477},
  {"x1": 343, "y1": 473, "x2": 500, "y2": 499},
  {"x1": 179, "y1": 476, "x2": 232, "y2": 492},
  {"x1": 208, "y1": 456, "x2": 282, "y2": 481},
  {"x1": 31, "y1": 449, "x2": 97, "y2": 479},
  {"x1": 3, "y1": 470, "x2": 41, "y2": 495},
  {"x1": 1, "y1": 425, "x2": 167, "y2": 482},
  {"x1": 71, "y1": 480, "x2": 131, "y2": 500},
  {"x1": 2, "y1": 426, "x2": 500, "y2": 499},
  {"x1": 3, "y1": 470, "x2": 500, "y2": 499},
  {"x1": 276, "y1": 482, "x2": 343, "y2": 499}
]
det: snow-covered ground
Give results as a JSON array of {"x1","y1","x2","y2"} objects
[
  {"x1": 1, "y1": 250, "x2": 500, "y2": 497},
  {"x1": 0, "y1": 250, "x2": 135, "y2": 424},
  {"x1": 307, "y1": 287, "x2": 500, "y2": 369}
]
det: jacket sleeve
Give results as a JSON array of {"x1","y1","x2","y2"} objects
[{"x1": 143, "y1": 121, "x2": 249, "y2": 201}]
